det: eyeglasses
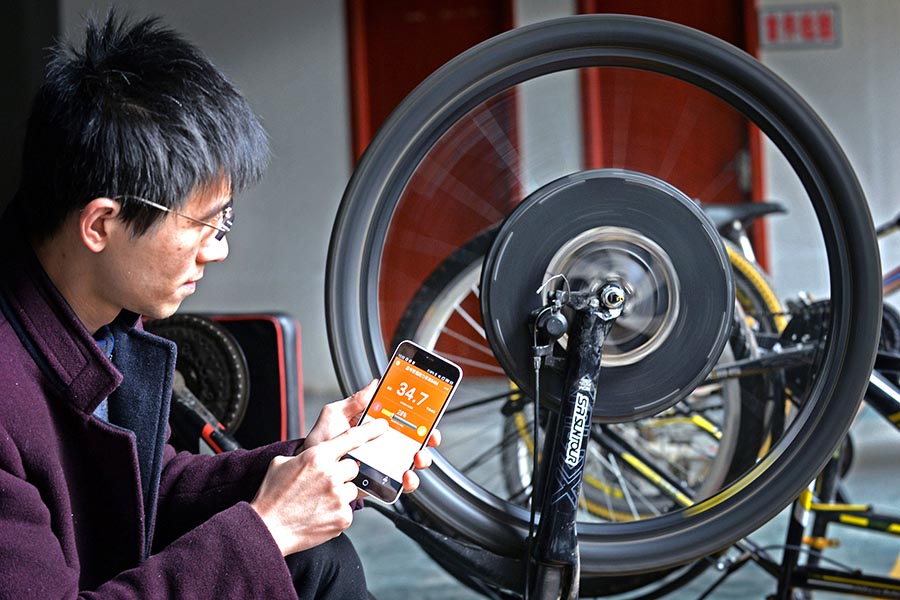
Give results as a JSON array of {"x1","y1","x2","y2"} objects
[{"x1": 116, "y1": 195, "x2": 234, "y2": 240}]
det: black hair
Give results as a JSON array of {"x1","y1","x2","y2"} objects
[{"x1": 12, "y1": 10, "x2": 269, "y2": 240}]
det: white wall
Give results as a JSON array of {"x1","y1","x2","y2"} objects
[
  {"x1": 758, "y1": 0, "x2": 900, "y2": 302},
  {"x1": 514, "y1": 0, "x2": 582, "y2": 197},
  {"x1": 62, "y1": 1, "x2": 353, "y2": 394}
]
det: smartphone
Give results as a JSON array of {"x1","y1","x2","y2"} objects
[{"x1": 347, "y1": 340, "x2": 462, "y2": 503}]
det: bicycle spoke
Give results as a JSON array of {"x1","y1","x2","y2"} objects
[
  {"x1": 438, "y1": 351, "x2": 505, "y2": 374},
  {"x1": 607, "y1": 453, "x2": 641, "y2": 520},
  {"x1": 457, "y1": 423, "x2": 524, "y2": 474},
  {"x1": 441, "y1": 325, "x2": 494, "y2": 356},
  {"x1": 452, "y1": 299, "x2": 487, "y2": 339}
]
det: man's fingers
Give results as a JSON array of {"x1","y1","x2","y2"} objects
[
  {"x1": 402, "y1": 469, "x2": 420, "y2": 494},
  {"x1": 340, "y1": 481, "x2": 363, "y2": 506},
  {"x1": 427, "y1": 428, "x2": 442, "y2": 448},
  {"x1": 324, "y1": 417, "x2": 388, "y2": 458},
  {"x1": 346, "y1": 379, "x2": 378, "y2": 424},
  {"x1": 360, "y1": 378, "x2": 378, "y2": 399},
  {"x1": 336, "y1": 457, "x2": 361, "y2": 483},
  {"x1": 413, "y1": 448, "x2": 432, "y2": 470}
]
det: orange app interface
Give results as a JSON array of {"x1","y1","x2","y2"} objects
[
  {"x1": 374, "y1": 355, "x2": 452, "y2": 441},
  {"x1": 351, "y1": 351, "x2": 456, "y2": 481}
]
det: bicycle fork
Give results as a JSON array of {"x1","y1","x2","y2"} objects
[{"x1": 528, "y1": 285, "x2": 624, "y2": 600}]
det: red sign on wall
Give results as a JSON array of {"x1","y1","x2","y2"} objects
[{"x1": 759, "y1": 4, "x2": 840, "y2": 49}]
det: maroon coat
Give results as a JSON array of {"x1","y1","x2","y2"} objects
[{"x1": 0, "y1": 238, "x2": 303, "y2": 598}]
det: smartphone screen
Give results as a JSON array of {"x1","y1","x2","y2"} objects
[{"x1": 347, "y1": 340, "x2": 461, "y2": 503}]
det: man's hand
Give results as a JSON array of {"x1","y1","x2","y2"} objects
[
  {"x1": 302, "y1": 380, "x2": 378, "y2": 450},
  {"x1": 302, "y1": 380, "x2": 442, "y2": 495},
  {"x1": 250, "y1": 418, "x2": 389, "y2": 556},
  {"x1": 252, "y1": 382, "x2": 447, "y2": 556}
]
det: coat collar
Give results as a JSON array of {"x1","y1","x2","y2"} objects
[
  {"x1": 0, "y1": 233, "x2": 123, "y2": 414},
  {"x1": 1, "y1": 226, "x2": 177, "y2": 556}
]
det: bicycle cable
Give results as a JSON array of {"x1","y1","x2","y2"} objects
[
  {"x1": 523, "y1": 305, "x2": 551, "y2": 600},
  {"x1": 748, "y1": 543, "x2": 858, "y2": 574}
]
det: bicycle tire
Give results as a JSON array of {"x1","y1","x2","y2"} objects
[
  {"x1": 726, "y1": 241, "x2": 786, "y2": 335},
  {"x1": 721, "y1": 240, "x2": 787, "y2": 478},
  {"x1": 392, "y1": 229, "x2": 756, "y2": 598},
  {"x1": 327, "y1": 14, "x2": 880, "y2": 577}
]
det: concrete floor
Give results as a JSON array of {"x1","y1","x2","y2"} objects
[{"x1": 302, "y1": 396, "x2": 900, "y2": 599}]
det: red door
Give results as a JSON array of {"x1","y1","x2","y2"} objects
[{"x1": 347, "y1": 0, "x2": 516, "y2": 348}]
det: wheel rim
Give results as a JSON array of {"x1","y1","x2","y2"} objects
[
  {"x1": 543, "y1": 225, "x2": 681, "y2": 367},
  {"x1": 326, "y1": 15, "x2": 881, "y2": 575}
]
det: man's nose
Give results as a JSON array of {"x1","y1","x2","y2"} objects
[{"x1": 198, "y1": 234, "x2": 229, "y2": 263}]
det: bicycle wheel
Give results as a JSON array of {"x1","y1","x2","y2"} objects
[{"x1": 326, "y1": 14, "x2": 880, "y2": 578}]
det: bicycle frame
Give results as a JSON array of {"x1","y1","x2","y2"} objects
[
  {"x1": 777, "y1": 369, "x2": 900, "y2": 598},
  {"x1": 716, "y1": 480, "x2": 900, "y2": 599},
  {"x1": 644, "y1": 208, "x2": 900, "y2": 599},
  {"x1": 716, "y1": 380, "x2": 900, "y2": 600},
  {"x1": 693, "y1": 367, "x2": 900, "y2": 600}
]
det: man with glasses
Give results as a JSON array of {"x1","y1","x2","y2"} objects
[{"x1": 0, "y1": 12, "x2": 435, "y2": 599}]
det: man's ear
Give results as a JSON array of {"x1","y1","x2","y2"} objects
[{"x1": 79, "y1": 197, "x2": 123, "y2": 253}]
